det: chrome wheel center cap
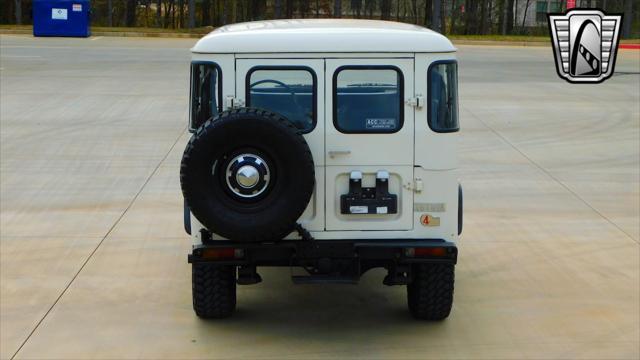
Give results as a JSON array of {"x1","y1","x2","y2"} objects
[{"x1": 236, "y1": 165, "x2": 260, "y2": 188}]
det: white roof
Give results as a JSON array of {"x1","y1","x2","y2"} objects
[{"x1": 192, "y1": 19, "x2": 456, "y2": 54}]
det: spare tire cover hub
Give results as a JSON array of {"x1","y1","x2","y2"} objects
[{"x1": 225, "y1": 153, "x2": 270, "y2": 198}]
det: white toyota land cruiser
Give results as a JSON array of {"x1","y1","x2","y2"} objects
[{"x1": 182, "y1": 19, "x2": 462, "y2": 320}]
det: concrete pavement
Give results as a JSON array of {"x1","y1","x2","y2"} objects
[{"x1": 1, "y1": 35, "x2": 639, "y2": 359}]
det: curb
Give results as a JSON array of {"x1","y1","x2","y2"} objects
[
  {"x1": 0, "y1": 28, "x2": 203, "y2": 38},
  {"x1": 2, "y1": 28, "x2": 638, "y2": 49},
  {"x1": 0, "y1": 29, "x2": 550, "y2": 46},
  {"x1": 452, "y1": 39, "x2": 549, "y2": 47}
]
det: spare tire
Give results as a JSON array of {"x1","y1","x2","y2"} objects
[{"x1": 180, "y1": 108, "x2": 315, "y2": 242}]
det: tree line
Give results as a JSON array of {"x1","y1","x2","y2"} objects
[{"x1": 2, "y1": 0, "x2": 637, "y2": 37}]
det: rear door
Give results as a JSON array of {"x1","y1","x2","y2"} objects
[
  {"x1": 235, "y1": 58, "x2": 325, "y2": 231},
  {"x1": 325, "y1": 58, "x2": 414, "y2": 231}
]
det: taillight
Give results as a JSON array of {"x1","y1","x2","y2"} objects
[
  {"x1": 201, "y1": 248, "x2": 244, "y2": 260},
  {"x1": 404, "y1": 247, "x2": 448, "y2": 258}
]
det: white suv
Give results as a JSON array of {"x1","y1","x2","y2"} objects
[{"x1": 181, "y1": 19, "x2": 462, "y2": 320}]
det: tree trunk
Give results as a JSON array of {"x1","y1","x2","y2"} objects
[
  {"x1": 299, "y1": 0, "x2": 309, "y2": 18},
  {"x1": 622, "y1": 0, "x2": 632, "y2": 38},
  {"x1": 201, "y1": 0, "x2": 209, "y2": 25},
  {"x1": 14, "y1": 0, "x2": 22, "y2": 24},
  {"x1": 423, "y1": 0, "x2": 431, "y2": 26},
  {"x1": 221, "y1": 0, "x2": 227, "y2": 24},
  {"x1": 520, "y1": 0, "x2": 531, "y2": 34},
  {"x1": 432, "y1": 0, "x2": 441, "y2": 31},
  {"x1": 285, "y1": 0, "x2": 293, "y2": 17},
  {"x1": 334, "y1": 0, "x2": 342, "y2": 17},
  {"x1": 255, "y1": 0, "x2": 266, "y2": 20},
  {"x1": 164, "y1": 0, "x2": 171, "y2": 27},
  {"x1": 156, "y1": 0, "x2": 161, "y2": 27},
  {"x1": 411, "y1": 0, "x2": 418, "y2": 24},
  {"x1": 449, "y1": 0, "x2": 456, "y2": 34},
  {"x1": 211, "y1": 0, "x2": 218, "y2": 26},
  {"x1": 107, "y1": 0, "x2": 113, "y2": 26},
  {"x1": 479, "y1": 0, "x2": 486, "y2": 34},
  {"x1": 351, "y1": 0, "x2": 362, "y2": 18},
  {"x1": 506, "y1": 0, "x2": 515, "y2": 34},
  {"x1": 172, "y1": 0, "x2": 176, "y2": 28},
  {"x1": 364, "y1": 0, "x2": 375, "y2": 18},
  {"x1": 275, "y1": 0, "x2": 282, "y2": 18},
  {"x1": 125, "y1": 0, "x2": 136, "y2": 27},
  {"x1": 463, "y1": 0, "x2": 472, "y2": 34},
  {"x1": 381, "y1": 0, "x2": 391, "y2": 20},
  {"x1": 231, "y1": 0, "x2": 237, "y2": 22},
  {"x1": 188, "y1": 0, "x2": 195, "y2": 27},
  {"x1": 440, "y1": 0, "x2": 445, "y2": 33},
  {"x1": 500, "y1": 0, "x2": 506, "y2": 34}
]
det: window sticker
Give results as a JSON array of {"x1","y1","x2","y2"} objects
[
  {"x1": 349, "y1": 206, "x2": 368, "y2": 214},
  {"x1": 376, "y1": 207, "x2": 388, "y2": 214},
  {"x1": 72, "y1": 4, "x2": 82, "y2": 11},
  {"x1": 365, "y1": 118, "x2": 396, "y2": 130},
  {"x1": 51, "y1": 8, "x2": 68, "y2": 20}
]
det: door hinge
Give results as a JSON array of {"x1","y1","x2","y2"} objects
[
  {"x1": 403, "y1": 178, "x2": 424, "y2": 193},
  {"x1": 406, "y1": 95, "x2": 425, "y2": 108},
  {"x1": 225, "y1": 96, "x2": 245, "y2": 109}
]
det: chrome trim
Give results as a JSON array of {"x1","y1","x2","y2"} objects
[{"x1": 225, "y1": 153, "x2": 270, "y2": 199}]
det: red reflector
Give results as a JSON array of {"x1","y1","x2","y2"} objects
[
  {"x1": 202, "y1": 248, "x2": 236, "y2": 259},
  {"x1": 414, "y1": 247, "x2": 447, "y2": 257}
]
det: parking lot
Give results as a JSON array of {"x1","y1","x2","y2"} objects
[{"x1": 1, "y1": 35, "x2": 638, "y2": 359}]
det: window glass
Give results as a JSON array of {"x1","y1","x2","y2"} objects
[
  {"x1": 190, "y1": 63, "x2": 220, "y2": 130},
  {"x1": 334, "y1": 68, "x2": 402, "y2": 133},
  {"x1": 248, "y1": 68, "x2": 315, "y2": 132},
  {"x1": 429, "y1": 62, "x2": 459, "y2": 133}
]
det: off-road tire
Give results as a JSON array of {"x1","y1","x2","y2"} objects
[
  {"x1": 192, "y1": 263, "x2": 236, "y2": 319},
  {"x1": 407, "y1": 264, "x2": 455, "y2": 320},
  {"x1": 181, "y1": 108, "x2": 315, "y2": 242}
]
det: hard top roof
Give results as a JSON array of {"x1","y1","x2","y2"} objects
[{"x1": 191, "y1": 19, "x2": 456, "y2": 54}]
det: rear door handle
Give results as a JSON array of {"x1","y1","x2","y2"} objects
[{"x1": 328, "y1": 150, "x2": 351, "y2": 158}]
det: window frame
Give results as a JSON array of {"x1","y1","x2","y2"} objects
[
  {"x1": 332, "y1": 65, "x2": 405, "y2": 134},
  {"x1": 427, "y1": 59, "x2": 460, "y2": 133},
  {"x1": 189, "y1": 61, "x2": 223, "y2": 132},
  {"x1": 245, "y1": 65, "x2": 318, "y2": 134}
]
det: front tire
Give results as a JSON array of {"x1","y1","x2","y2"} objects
[
  {"x1": 407, "y1": 264, "x2": 455, "y2": 320},
  {"x1": 192, "y1": 263, "x2": 236, "y2": 319}
]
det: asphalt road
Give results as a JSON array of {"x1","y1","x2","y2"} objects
[{"x1": 1, "y1": 35, "x2": 639, "y2": 359}]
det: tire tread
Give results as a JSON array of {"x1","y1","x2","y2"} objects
[
  {"x1": 407, "y1": 264, "x2": 455, "y2": 320},
  {"x1": 192, "y1": 264, "x2": 236, "y2": 319}
]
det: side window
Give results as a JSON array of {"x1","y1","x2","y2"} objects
[
  {"x1": 247, "y1": 67, "x2": 316, "y2": 133},
  {"x1": 190, "y1": 62, "x2": 221, "y2": 131},
  {"x1": 333, "y1": 66, "x2": 403, "y2": 133},
  {"x1": 428, "y1": 61, "x2": 459, "y2": 133}
]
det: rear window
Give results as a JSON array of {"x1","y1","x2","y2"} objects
[
  {"x1": 333, "y1": 66, "x2": 403, "y2": 133},
  {"x1": 247, "y1": 67, "x2": 316, "y2": 133},
  {"x1": 428, "y1": 61, "x2": 459, "y2": 133},
  {"x1": 190, "y1": 62, "x2": 221, "y2": 131}
]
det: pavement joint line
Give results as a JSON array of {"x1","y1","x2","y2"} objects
[
  {"x1": 9, "y1": 125, "x2": 188, "y2": 360},
  {"x1": 463, "y1": 106, "x2": 640, "y2": 246}
]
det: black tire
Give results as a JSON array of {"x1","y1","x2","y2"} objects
[
  {"x1": 181, "y1": 108, "x2": 315, "y2": 242},
  {"x1": 407, "y1": 264, "x2": 455, "y2": 320},
  {"x1": 192, "y1": 263, "x2": 236, "y2": 319}
]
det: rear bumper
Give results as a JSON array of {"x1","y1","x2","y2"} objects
[{"x1": 188, "y1": 238, "x2": 457, "y2": 267}]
